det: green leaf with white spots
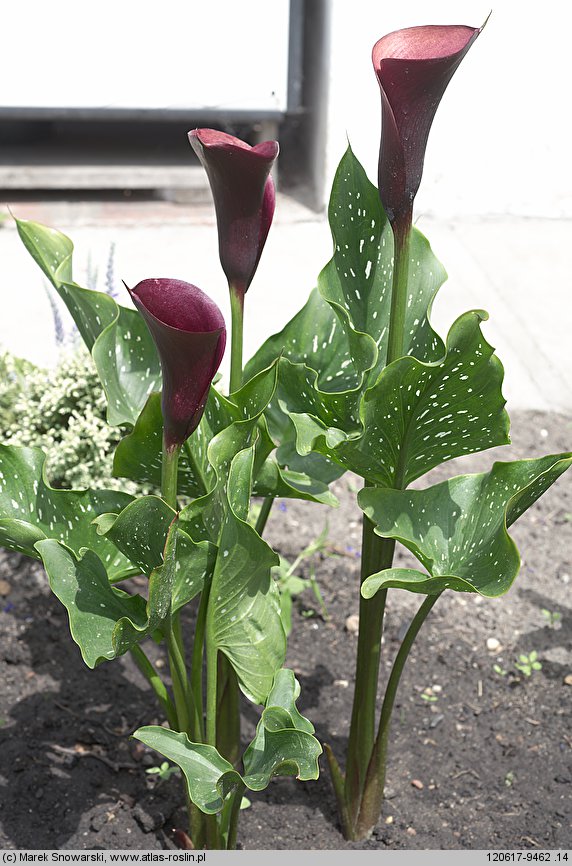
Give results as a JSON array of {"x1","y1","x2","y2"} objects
[
  {"x1": 316, "y1": 145, "x2": 445, "y2": 380},
  {"x1": 113, "y1": 369, "x2": 273, "y2": 504},
  {"x1": 113, "y1": 392, "x2": 213, "y2": 497},
  {"x1": 359, "y1": 453, "x2": 572, "y2": 597},
  {"x1": 93, "y1": 496, "x2": 216, "y2": 609},
  {"x1": 204, "y1": 445, "x2": 285, "y2": 703},
  {"x1": 15, "y1": 218, "x2": 161, "y2": 426},
  {"x1": 114, "y1": 365, "x2": 335, "y2": 506},
  {"x1": 93, "y1": 496, "x2": 176, "y2": 576},
  {"x1": 247, "y1": 147, "x2": 445, "y2": 390},
  {"x1": 287, "y1": 310, "x2": 510, "y2": 485},
  {"x1": 132, "y1": 729, "x2": 236, "y2": 814},
  {"x1": 175, "y1": 399, "x2": 285, "y2": 702},
  {"x1": 254, "y1": 460, "x2": 338, "y2": 507},
  {"x1": 15, "y1": 218, "x2": 74, "y2": 287},
  {"x1": 245, "y1": 147, "x2": 447, "y2": 484},
  {"x1": 0, "y1": 445, "x2": 135, "y2": 580},
  {"x1": 92, "y1": 306, "x2": 162, "y2": 426},
  {"x1": 35, "y1": 540, "x2": 149, "y2": 667},
  {"x1": 133, "y1": 668, "x2": 321, "y2": 813}
]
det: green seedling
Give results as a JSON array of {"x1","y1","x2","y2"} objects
[
  {"x1": 145, "y1": 761, "x2": 179, "y2": 783},
  {"x1": 493, "y1": 664, "x2": 508, "y2": 677},
  {"x1": 420, "y1": 687, "x2": 438, "y2": 703},
  {"x1": 541, "y1": 608, "x2": 562, "y2": 627},
  {"x1": 514, "y1": 651, "x2": 542, "y2": 677}
]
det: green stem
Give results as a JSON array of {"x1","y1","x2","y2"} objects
[
  {"x1": 386, "y1": 208, "x2": 412, "y2": 366},
  {"x1": 166, "y1": 618, "x2": 191, "y2": 735},
  {"x1": 229, "y1": 287, "x2": 244, "y2": 394},
  {"x1": 225, "y1": 787, "x2": 245, "y2": 850},
  {"x1": 255, "y1": 496, "x2": 274, "y2": 536},
  {"x1": 324, "y1": 743, "x2": 351, "y2": 838},
  {"x1": 205, "y1": 813, "x2": 222, "y2": 850},
  {"x1": 342, "y1": 213, "x2": 413, "y2": 838},
  {"x1": 130, "y1": 645, "x2": 177, "y2": 730},
  {"x1": 205, "y1": 613, "x2": 218, "y2": 748},
  {"x1": 161, "y1": 431, "x2": 206, "y2": 845},
  {"x1": 190, "y1": 580, "x2": 211, "y2": 744},
  {"x1": 344, "y1": 512, "x2": 395, "y2": 831},
  {"x1": 161, "y1": 436, "x2": 180, "y2": 510},
  {"x1": 355, "y1": 592, "x2": 441, "y2": 838},
  {"x1": 216, "y1": 283, "x2": 245, "y2": 768}
]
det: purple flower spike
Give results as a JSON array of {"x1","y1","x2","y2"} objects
[
  {"x1": 127, "y1": 278, "x2": 226, "y2": 451},
  {"x1": 373, "y1": 24, "x2": 481, "y2": 230},
  {"x1": 188, "y1": 128, "x2": 279, "y2": 298}
]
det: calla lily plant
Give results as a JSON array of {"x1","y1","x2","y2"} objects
[{"x1": 2, "y1": 17, "x2": 570, "y2": 852}]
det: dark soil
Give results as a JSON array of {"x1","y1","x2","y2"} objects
[{"x1": 1, "y1": 410, "x2": 571, "y2": 850}]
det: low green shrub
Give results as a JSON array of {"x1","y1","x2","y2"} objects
[{"x1": 1, "y1": 346, "x2": 143, "y2": 492}]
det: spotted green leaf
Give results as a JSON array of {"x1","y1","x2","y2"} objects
[
  {"x1": 93, "y1": 496, "x2": 216, "y2": 611},
  {"x1": 317, "y1": 144, "x2": 445, "y2": 380},
  {"x1": 359, "y1": 453, "x2": 572, "y2": 597},
  {"x1": 114, "y1": 365, "x2": 336, "y2": 506},
  {"x1": 245, "y1": 146, "x2": 447, "y2": 483},
  {"x1": 202, "y1": 445, "x2": 285, "y2": 703},
  {"x1": 0, "y1": 445, "x2": 135, "y2": 581},
  {"x1": 35, "y1": 540, "x2": 148, "y2": 667},
  {"x1": 288, "y1": 310, "x2": 510, "y2": 485},
  {"x1": 15, "y1": 218, "x2": 161, "y2": 426},
  {"x1": 133, "y1": 669, "x2": 321, "y2": 814},
  {"x1": 169, "y1": 387, "x2": 286, "y2": 703}
]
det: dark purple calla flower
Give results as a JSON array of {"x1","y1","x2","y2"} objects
[
  {"x1": 373, "y1": 24, "x2": 481, "y2": 232},
  {"x1": 127, "y1": 278, "x2": 226, "y2": 451},
  {"x1": 188, "y1": 128, "x2": 279, "y2": 299}
]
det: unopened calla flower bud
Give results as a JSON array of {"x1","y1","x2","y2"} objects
[{"x1": 127, "y1": 278, "x2": 226, "y2": 451}]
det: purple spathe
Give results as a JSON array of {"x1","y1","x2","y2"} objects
[
  {"x1": 373, "y1": 24, "x2": 480, "y2": 231},
  {"x1": 189, "y1": 128, "x2": 278, "y2": 298},
  {"x1": 127, "y1": 278, "x2": 226, "y2": 451}
]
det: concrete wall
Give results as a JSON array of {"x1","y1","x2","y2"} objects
[{"x1": 323, "y1": 0, "x2": 572, "y2": 218}]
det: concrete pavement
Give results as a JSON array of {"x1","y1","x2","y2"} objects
[{"x1": 0, "y1": 195, "x2": 570, "y2": 415}]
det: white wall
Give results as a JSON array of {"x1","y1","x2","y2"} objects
[
  {"x1": 4, "y1": 1, "x2": 290, "y2": 113},
  {"x1": 325, "y1": 0, "x2": 572, "y2": 218}
]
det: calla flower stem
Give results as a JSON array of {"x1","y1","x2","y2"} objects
[
  {"x1": 255, "y1": 496, "x2": 274, "y2": 536},
  {"x1": 205, "y1": 623, "x2": 218, "y2": 748},
  {"x1": 355, "y1": 592, "x2": 441, "y2": 838},
  {"x1": 190, "y1": 579, "x2": 211, "y2": 744},
  {"x1": 222, "y1": 783, "x2": 246, "y2": 850},
  {"x1": 161, "y1": 438, "x2": 181, "y2": 511},
  {"x1": 343, "y1": 214, "x2": 414, "y2": 836},
  {"x1": 386, "y1": 211, "x2": 413, "y2": 366},
  {"x1": 130, "y1": 645, "x2": 177, "y2": 730},
  {"x1": 160, "y1": 436, "x2": 201, "y2": 740},
  {"x1": 166, "y1": 625, "x2": 191, "y2": 735},
  {"x1": 229, "y1": 287, "x2": 244, "y2": 393},
  {"x1": 344, "y1": 510, "x2": 394, "y2": 829}
]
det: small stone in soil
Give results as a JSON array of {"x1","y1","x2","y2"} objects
[
  {"x1": 411, "y1": 779, "x2": 424, "y2": 790},
  {"x1": 563, "y1": 674, "x2": 572, "y2": 686},
  {"x1": 406, "y1": 827, "x2": 417, "y2": 836},
  {"x1": 487, "y1": 638, "x2": 502, "y2": 652},
  {"x1": 345, "y1": 614, "x2": 359, "y2": 634}
]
